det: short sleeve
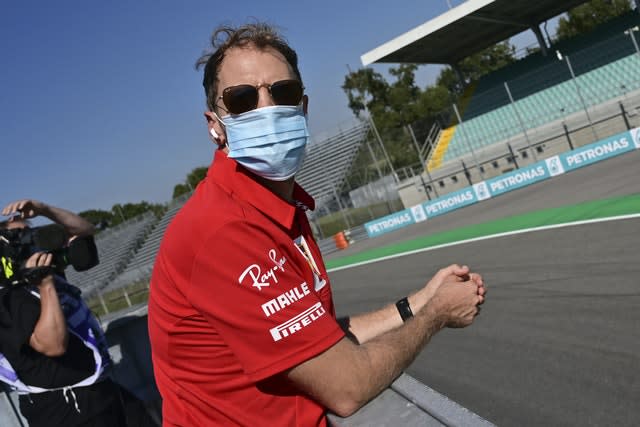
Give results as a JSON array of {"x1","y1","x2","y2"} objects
[{"x1": 189, "y1": 220, "x2": 344, "y2": 381}]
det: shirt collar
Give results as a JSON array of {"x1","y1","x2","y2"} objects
[{"x1": 206, "y1": 150, "x2": 315, "y2": 229}]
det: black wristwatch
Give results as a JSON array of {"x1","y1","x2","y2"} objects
[{"x1": 396, "y1": 297, "x2": 413, "y2": 322}]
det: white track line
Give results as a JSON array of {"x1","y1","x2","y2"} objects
[{"x1": 326, "y1": 213, "x2": 640, "y2": 273}]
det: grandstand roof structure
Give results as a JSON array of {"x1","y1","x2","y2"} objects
[
  {"x1": 295, "y1": 120, "x2": 369, "y2": 210},
  {"x1": 361, "y1": 0, "x2": 589, "y2": 66}
]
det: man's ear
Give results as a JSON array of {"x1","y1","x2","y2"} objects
[
  {"x1": 204, "y1": 111, "x2": 226, "y2": 147},
  {"x1": 302, "y1": 94, "x2": 309, "y2": 115}
]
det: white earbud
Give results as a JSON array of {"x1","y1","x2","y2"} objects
[{"x1": 210, "y1": 128, "x2": 220, "y2": 141}]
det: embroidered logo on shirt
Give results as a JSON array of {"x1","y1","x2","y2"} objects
[
  {"x1": 238, "y1": 249, "x2": 287, "y2": 291},
  {"x1": 261, "y1": 282, "x2": 310, "y2": 317},
  {"x1": 269, "y1": 302, "x2": 326, "y2": 342},
  {"x1": 293, "y1": 235, "x2": 327, "y2": 291}
]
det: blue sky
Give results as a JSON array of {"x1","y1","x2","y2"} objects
[{"x1": 0, "y1": 0, "x2": 544, "y2": 215}]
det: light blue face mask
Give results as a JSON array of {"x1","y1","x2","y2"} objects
[{"x1": 220, "y1": 105, "x2": 309, "y2": 181}]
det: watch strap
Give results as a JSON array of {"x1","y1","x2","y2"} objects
[{"x1": 396, "y1": 297, "x2": 413, "y2": 322}]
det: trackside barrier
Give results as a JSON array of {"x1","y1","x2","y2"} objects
[
  {"x1": 328, "y1": 373, "x2": 496, "y2": 427},
  {"x1": 364, "y1": 127, "x2": 640, "y2": 238}
]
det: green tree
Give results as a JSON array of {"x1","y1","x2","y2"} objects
[
  {"x1": 343, "y1": 42, "x2": 514, "y2": 126},
  {"x1": 80, "y1": 202, "x2": 165, "y2": 230},
  {"x1": 384, "y1": 64, "x2": 424, "y2": 126},
  {"x1": 79, "y1": 209, "x2": 114, "y2": 229},
  {"x1": 172, "y1": 183, "x2": 191, "y2": 199},
  {"x1": 340, "y1": 41, "x2": 515, "y2": 180},
  {"x1": 172, "y1": 166, "x2": 208, "y2": 199},
  {"x1": 111, "y1": 201, "x2": 165, "y2": 226},
  {"x1": 437, "y1": 42, "x2": 516, "y2": 95},
  {"x1": 556, "y1": 0, "x2": 632, "y2": 40},
  {"x1": 186, "y1": 167, "x2": 208, "y2": 189},
  {"x1": 342, "y1": 68, "x2": 390, "y2": 119}
]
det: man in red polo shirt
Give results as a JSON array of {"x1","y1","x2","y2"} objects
[{"x1": 148, "y1": 22, "x2": 486, "y2": 426}]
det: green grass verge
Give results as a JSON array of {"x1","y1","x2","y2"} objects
[
  {"x1": 87, "y1": 280, "x2": 150, "y2": 316},
  {"x1": 325, "y1": 193, "x2": 640, "y2": 270}
]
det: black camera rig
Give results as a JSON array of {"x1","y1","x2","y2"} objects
[{"x1": 0, "y1": 224, "x2": 99, "y2": 286}]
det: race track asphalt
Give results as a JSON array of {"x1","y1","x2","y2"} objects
[{"x1": 326, "y1": 150, "x2": 640, "y2": 426}]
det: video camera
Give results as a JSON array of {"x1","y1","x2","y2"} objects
[{"x1": 0, "y1": 224, "x2": 99, "y2": 286}]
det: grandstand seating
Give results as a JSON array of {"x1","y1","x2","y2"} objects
[
  {"x1": 296, "y1": 121, "x2": 369, "y2": 209},
  {"x1": 66, "y1": 212, "x2": 158, "y2": 295},
  {"x1": 103, "y1": 193, "x2": 191, "y2": 292},
  {"x1": 466, "y1": 12, "x2": 640, "y2": 120},
  {"x1": 431, "y1": 11, "x2": 640, "y2": 166}
]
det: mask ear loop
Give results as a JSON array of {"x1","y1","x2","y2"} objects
[
  {"x1": 210, "y1": 128, "x2": 227, "y2": 150},
  {"x1": 211, "y1": 111, "x2": 229, "y2": 149}
]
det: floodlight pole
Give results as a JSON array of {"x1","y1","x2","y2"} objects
[
  {"x1": 625, "y1": 26, "x2": 640, "y2": 56},
  {"x1": 346, "y1": 64, "x2": 398, "y2": 183},
  {"x1": 115, "y1": 205, "x2": 126, "y2": 223},
  {"x1": 321, "y1": 167, "x2": 351, "y2": 229},
  {"x1": 365, "y1": 105, "x2": 399, "y2": 183},
  {"x1": 558, "y1": 52, "x2": 598, "y2": 141},
  {"x1": 452, "y1": 103, "x2": 484, "y2": 178},
  {"x1": 406, "y1": 123, "x2": 425, "y2": 166},
  {"x1": 530, "y1": 24, "x2": 549, "y2": 56},
  {"x1": 406, "y1": 124, "x2": 439, "y2": 197},
  {"x1": 365, "y1": 138, "x2": 384, "y2": 180},
  {"x1": 504, "y1": 82, "x2": 538, "y2": 162}
]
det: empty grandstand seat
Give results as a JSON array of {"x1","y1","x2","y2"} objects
[
  {"x1": 438, "y1": 12, "x2": 640, "y2": 165},
  {"x1": 66, "y1": 212, "x2": 159, "y2": 295},
  {"x1": 103, "y1": 194, "x2": 191, "y2": 292},
  {"x1": 295, "y1": 121, "x2": 369, "y2": 209}
]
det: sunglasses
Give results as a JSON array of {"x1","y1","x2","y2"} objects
[{"x1": 216, "y1": 79, "x2": 304, "y2": 115}]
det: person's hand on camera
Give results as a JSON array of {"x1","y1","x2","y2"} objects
[
  {"x1": 24, "y1": 251, "x2": 55, "y2": 289},
  {"x1": 2, "y1": 199, "x2": 95, "y2": 237},
  {"x1": 2, "y1": 199, "x2": 48, "y2": 220}
]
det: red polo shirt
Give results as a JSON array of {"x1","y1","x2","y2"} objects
[{"x1": 148, "y1": 150, "x2": 344, "y2": 426}]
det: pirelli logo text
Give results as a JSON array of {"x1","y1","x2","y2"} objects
[{"x1": 269, "y1": 302, "x2": 326, "y2": 342}]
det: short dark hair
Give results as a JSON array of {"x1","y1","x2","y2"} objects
[{"x1": 195, "y1": 22, "x2": 302, "y2": 111}]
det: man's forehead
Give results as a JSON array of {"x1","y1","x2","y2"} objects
[{"x1": 218, "y1": 45, "x2": 294, "y2": 85}]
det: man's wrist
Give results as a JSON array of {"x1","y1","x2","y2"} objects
[
  {"x1": 38, "y1": 202, "x2": 53, "y2": 218},
  {"x1": 421, "y1": 299, "x2": 447, "y2": 331},
  {"x1": 408, "y1": 289, "x2": 429, "y2": 314},
  {"x1": 37, "y1": 276, "x2": 55, "y2": 289}
]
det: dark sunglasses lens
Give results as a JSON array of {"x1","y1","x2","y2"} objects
[
  {"x1": 270, "y1": 80, "x2": 303, "y2": 106},
  {"x1": 224, "y1": 85, "x2": 258, "y2": 114}
]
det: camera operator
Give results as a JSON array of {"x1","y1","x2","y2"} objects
[{"x1": 0, "y1": 199, "x2": 127, "y2": 427}]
